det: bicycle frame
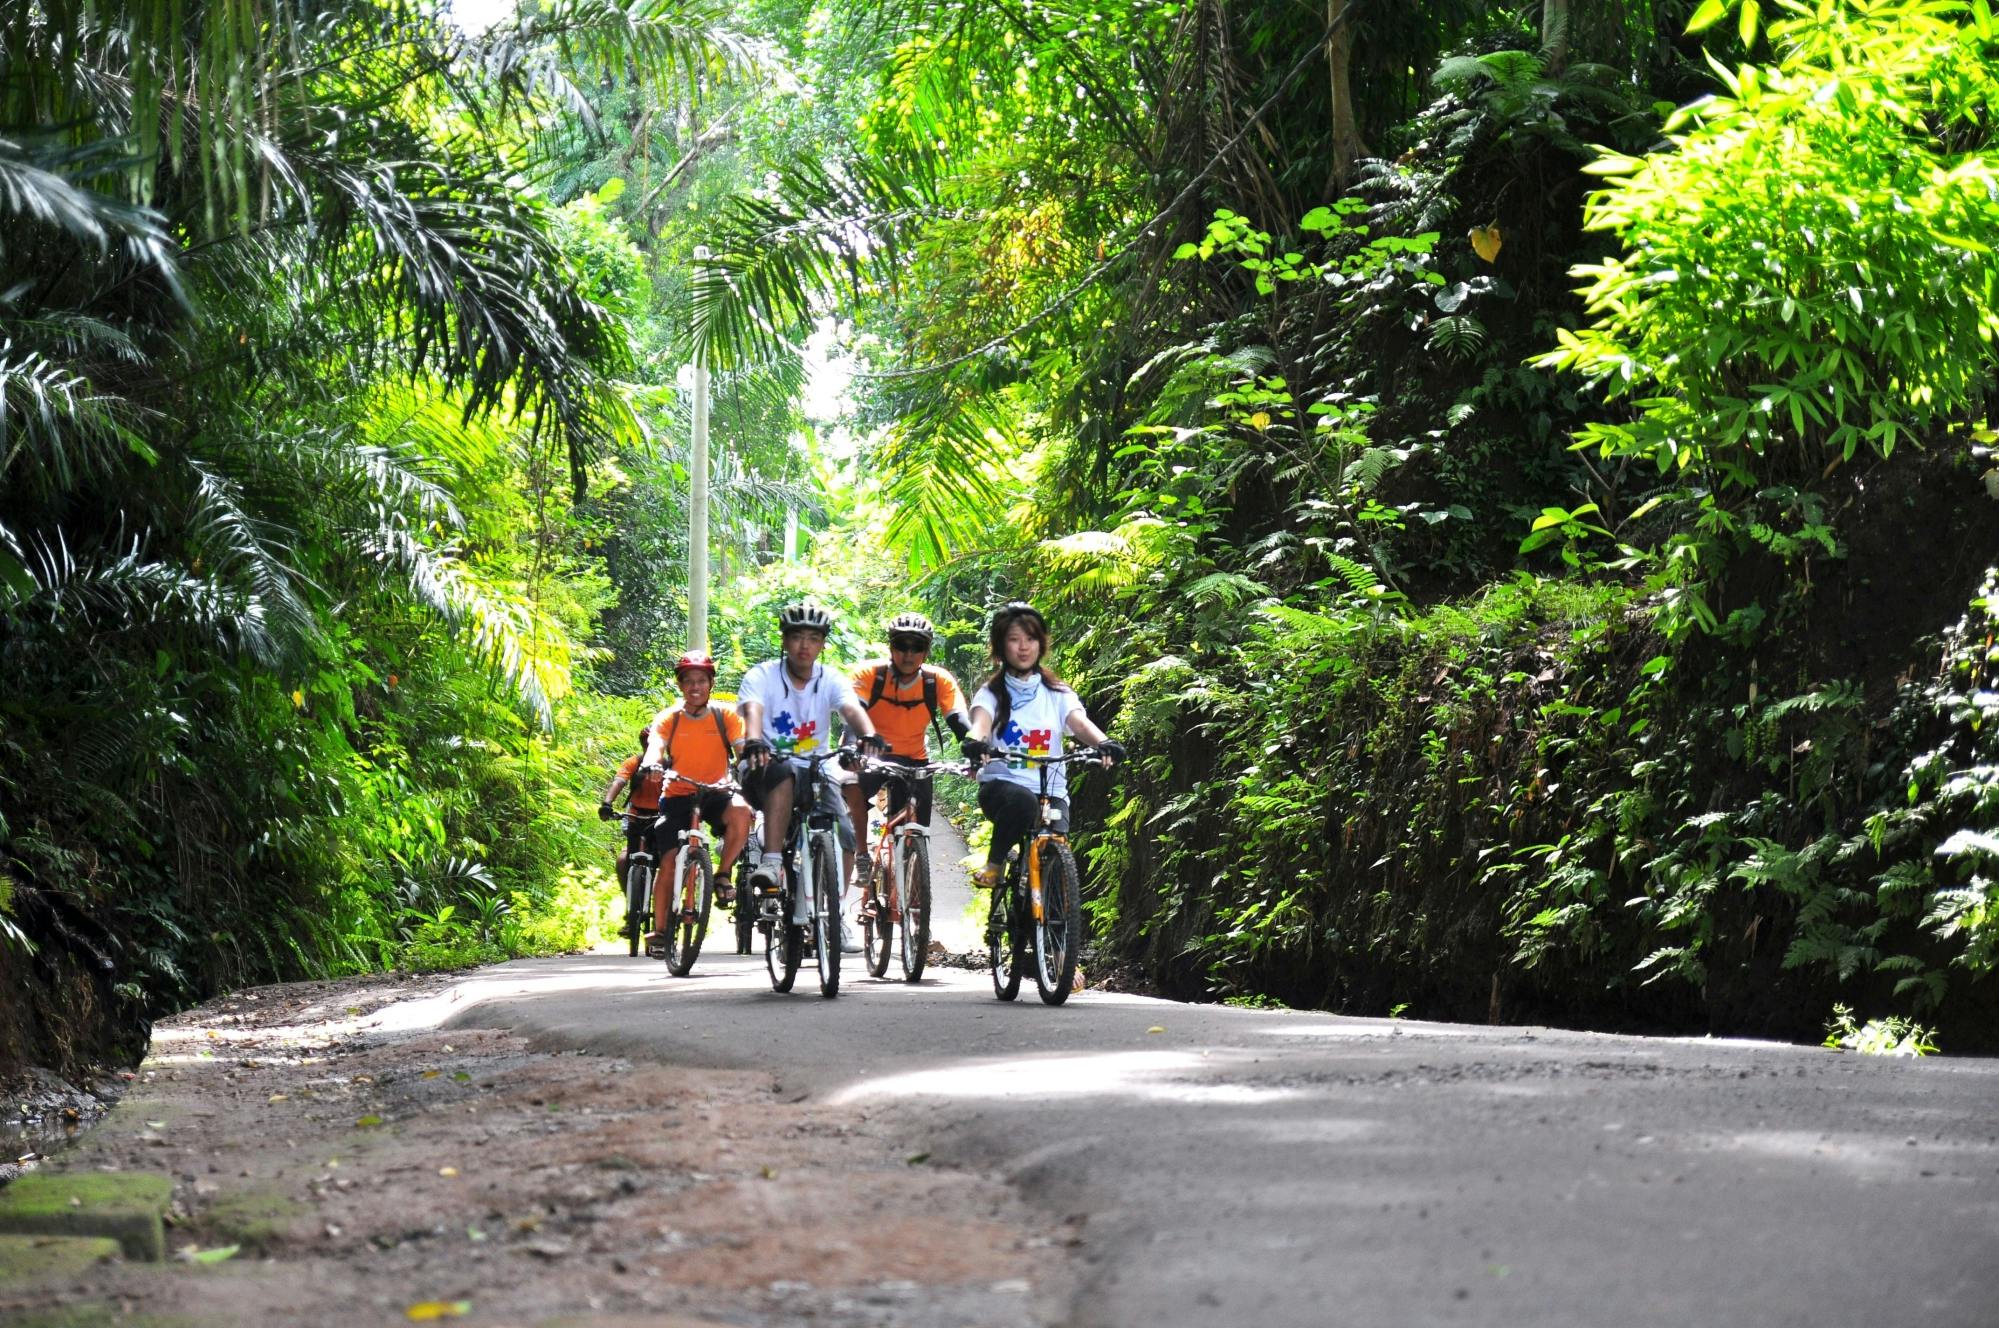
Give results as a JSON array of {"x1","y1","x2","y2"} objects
[
  {"x1": 1016, "y1": 753, "x2": 1095, "y2": 922},
  {"x1": 776, "y1": 750, "x2": 847, "y2": 927},
  {"x1": 655, "y1": 774, "x2": 734, "y2": 927},
  {"x1": 860, "y1": 758, "x2": 957, "y2": 918}
]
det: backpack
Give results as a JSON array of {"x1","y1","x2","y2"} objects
[{"x1": 867, "y1": 663, "x2": 946, "y2": 747}]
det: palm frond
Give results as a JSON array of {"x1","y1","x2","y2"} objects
[{"x1": 0, "y1": 340, "x2": 154, "y2": 496}]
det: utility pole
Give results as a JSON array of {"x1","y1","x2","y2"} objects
[
  {"x1": 688, "y1": 244, "x2": 711, "y2": 651},
  {"x1": 783, "y1": 507, "x2": 798, "y2": 563}
]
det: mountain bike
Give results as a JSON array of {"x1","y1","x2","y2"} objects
[
  {"x1": 651, "y1": 774, "x2": 737, "y2": 977},
  {"x1": 751, "y1": 748, "x2": 850, "y2": 998},
  {"x1": 853, "y1": 757, "x2": 958, "y2": 982},
  {"x1": 731, "y1": 811, "x2": 760, "y2": 956},
  {"x1": 981, "y1": 749, "x2": 1104, "y2": 1005},
  {"x1": 619, "y1": 811, "x2": 663, "y2": 959}
]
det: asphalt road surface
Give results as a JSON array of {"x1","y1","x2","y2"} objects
[{"x1": 442, "y1": 837, "x2": 1999, "y2": 1327}]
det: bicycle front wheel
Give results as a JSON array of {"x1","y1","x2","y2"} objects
[
  {"x1": 1032, "y1": 838, "x2": 1082, "y2": 1005},
  {"x1": 812, "y1": 837, "x2": 841, "y2": 998},
  {"x1": 863, "y1": 871, "x2": 892, "y2": 980},
  {"x1": 898, "y1": 835, "x2": 930, "y2": 983},
  {"x1": 766, "y1": 874, "x2": 802, "y2": 993},
  {"x1": 624, "y1": 862, "x2": 652, "y2": 958},
  {"x1": 988, "y1": 848, "x2": 1023, "y2": 1001},
  {"x1": 667, "y1": 847, "x2": 713, "y2": 977},
  {"x1": 733, "y1": 859, "x2": 755, "y2": 955}
]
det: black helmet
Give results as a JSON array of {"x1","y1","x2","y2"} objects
[
  {"x1": 778, "y1": 600, "x2": 835, "y2": 634},
  {"x1": 885, "y1": 611, "x2": 934, "y2": 646},
  {"x1": 986, "y1": 600, "x2": 1046, "y2": 656}
]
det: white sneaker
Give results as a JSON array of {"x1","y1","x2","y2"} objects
[{"x1": 839, "y1": 918, "x2": 862, "y2": 954}]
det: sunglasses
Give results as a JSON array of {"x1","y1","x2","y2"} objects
[{"x1": 889, "y1": 637, "x2": 930, "y2": 653}]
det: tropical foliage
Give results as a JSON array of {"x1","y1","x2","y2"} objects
[{"x1": 9, "y1": 0, "x2": 1999, "y2": 1068}]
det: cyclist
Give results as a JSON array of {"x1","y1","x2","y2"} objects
[
  {"x1": 599, "y1": 728, "x2": 669, "y2": 891},
  {"x1": 844, "y1": 611, "x2": 970, "y2": 883},
  {"x1": 737, "y1": 600, "x2": 888, "y2": 950},
  {"x1": 960, "y1": 601, "x2": 1124, "y2": 887},
  {"x1": 638, "y1": 651, "x2": 753, "y2": 913}
]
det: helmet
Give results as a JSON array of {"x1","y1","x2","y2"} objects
[
  {"x1": 885, "y1": 611, "x2": 933, "y2": 646},
  {"x1": 987, "y1": 600, "x2": 1046, "y2": 655},
  {"x1": 778, "y1": 600, "x2": 835, "y2": 634},
  {"x1": 674, "y1": 651, "x2": 716, "y2": 680}
]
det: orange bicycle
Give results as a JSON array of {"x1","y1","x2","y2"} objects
[
  {"x1": 853, "y1": 758, "x2": 959, "y2": 982},
  {"x1": 980, "y1": 749, "x2": 1105, "y2": 1005}
]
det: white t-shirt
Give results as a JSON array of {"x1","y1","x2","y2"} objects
[
  {"x1": 972, "y1": 675, "x2": 1089, "y2": 799},
  {"x1": 740, "y1": 659, "x2": 861, "y2": 768}
]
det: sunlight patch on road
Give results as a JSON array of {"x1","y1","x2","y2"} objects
[
  {"x1": 830, "y1": 1050, "x2": 1302, "y2": 1106},
  {"x1": 1247, "y1": 1020, "x2": 1494, "y2": 1041}
]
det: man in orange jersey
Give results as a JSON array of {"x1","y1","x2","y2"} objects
[
  {"x1": 637, "y1": 652, "x2": 753, "y2": 933},
  {"x1": 844, "y1": 612, "x2": 971, "y2": 884}
]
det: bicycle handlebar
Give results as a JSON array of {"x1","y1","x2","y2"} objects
[
  {"x1": 853, "y1": 755, "x2": 972, "y2": 781},
  {"x1": 970, "y1": 747, "x2": 1112, "y2": 770}
]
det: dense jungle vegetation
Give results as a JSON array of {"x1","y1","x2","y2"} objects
[{"x1": 6, "y1": 0, "x2": 1999, "y2": 1071}]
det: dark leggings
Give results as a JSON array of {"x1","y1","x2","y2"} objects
[{"x1": 978, "y1": 779, "x2": 1068, "y2": 868}]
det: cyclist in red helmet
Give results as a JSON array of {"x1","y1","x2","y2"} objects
[{"x1": 629, "y1": 651, "x2": 753, "y2": 919}]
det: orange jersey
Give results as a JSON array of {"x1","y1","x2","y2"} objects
[
  {"x1": 616, "y1": 753, "x2": 668, "y2": 810},
  {"x1": 850, "y1": 662, "x2": 964, "y2": 759},
  {"x1": 646, "y1": 704, "x2": 745, "y2": 795}
]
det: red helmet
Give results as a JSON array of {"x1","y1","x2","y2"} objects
[{"x1": 675, "y1": 651, "x2": 717, "y2": 681}]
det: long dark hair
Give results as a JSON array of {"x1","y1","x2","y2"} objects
[{"x1": 983, "y1": 604, "x2": 1070, "y2": 738}]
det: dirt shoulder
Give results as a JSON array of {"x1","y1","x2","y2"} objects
[{"x1": 0, "y1": 967, "x2": 1063, "y2": 1327}]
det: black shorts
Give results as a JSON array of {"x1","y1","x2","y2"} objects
[
  {"x1": 653, "y1": 788, "x2": 735, "y2": 850},
  {"x1": 624, "y1": 809, "x2": 669, "y2": 860},
  {"x1": 744, "y1": 760, "x2": 853, "y2": 843},
  {"x1": 859, "y1": 755, "x2": 932, "y2": 826}
]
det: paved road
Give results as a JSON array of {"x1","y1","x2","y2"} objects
[{"x1": 443, "y1": 916, "x2": 1999, "y2": 1326}]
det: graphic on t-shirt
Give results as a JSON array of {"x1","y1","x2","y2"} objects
[
  {"x1": 999, "y1": 720, "x2": 1053, "y2": 768},
  {"x1": 770, "y1": 709, "x2": 819, "y2": 754}
]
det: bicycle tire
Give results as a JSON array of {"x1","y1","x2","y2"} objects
[
  {"x1": 899, "y1": 834, "x2": 930, "y2": 983},
  {"x1": 1033, "y1": 838, "x2": 1081, "y2": 1005},
  {"x1": 863, "y1": 867, "x2": 892, "y2": 980},
  {"x1": 667, "y1": 846, "x2": 713, "y2": 977},
  {"x1": 988, "y1": 847, "x2": 1023, "y2": 1001},
  {"x1": 624, "y1": 862, "x2": 652, "y2": 958},
  {"x1": 812, "y1": 836, "x2": 841, "y2": 998},
  {"x1": 733, "y1": 859, "x2": 755, "y2": 955},
  {"x1": 766, "y1": 861, "x2": 803, "y2": 992}
]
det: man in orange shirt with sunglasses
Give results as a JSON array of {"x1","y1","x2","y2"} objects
[{"x1": 844, "y1": 612, "x2": 971, "y2": 885}]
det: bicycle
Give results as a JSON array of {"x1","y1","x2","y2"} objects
[
  {"x1": 853, "y1": 756, "x2": 959, "y2": 983},
  {"x1": 649, "y1": 773, "x2": 737, "y2": 977},
  {"x1": 978, "y1": 749, "x2": 1105, "y2": 1006},
  {"x1": 732, "y1": 809, "x2": 763, "y2": 956},
  {"x1": 750, "y1": 747, "x2": 850, "y2": 998},
  {"x1": 618, "y1": 811, "x2": 664, "y2": 960}
]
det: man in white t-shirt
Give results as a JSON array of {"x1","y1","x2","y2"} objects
[{"x1": 736, "y1": 600, "x2": 887, "y2": 948}]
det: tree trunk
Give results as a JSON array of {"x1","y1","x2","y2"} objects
[
  {"x1": 1543, "y1": 0, "x2": 1572, "y2": 74},
  {"x1": 1326, "y1": 2, "x2": 1369, "y2": 190}
]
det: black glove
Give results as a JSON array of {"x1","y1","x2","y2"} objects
[
  {"x1": 960, "y1": 737, "x2": 992, "y2": 763},
  {"x1": 597, "y1": 801, "x2": 617, "y2": 822},
  {"x1": 1097, "y1": 739, "x2": 1128, "y2": 767},
  {"x1": 944, "y1": 711, "x2": 970, "y2": 740},
  {"x1": 858, "y1": 732, "x2": 889, "y2": 757},
  {"x1": 739, "y1": 738, "x2": 772, "y2": 768}
]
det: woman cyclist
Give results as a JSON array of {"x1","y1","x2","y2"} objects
[{"x1": 960, "y1": 601, "x2": 1124, "y2": 887}]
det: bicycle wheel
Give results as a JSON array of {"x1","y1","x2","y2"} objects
[
  {"x1": 987, "y1": 848, "x2": 1023, "y2": 1001},
  {"x1": 667, "y1": 846, "x2": 713, "y2": 977},
  {"x1": 898, "y1": 834, "x2": 930, "y2": 983},
  {"x1": 765, "y1": 868, "x2": 802, "y2": 993},
  {"x1": 863, "y1": 867, "x2": 892, "y2": 980},
  {"x1": 1032, "y1": 838, "x2": 1082, "y2": 1005},
  {"x1": 733, "y1": 858, "x2": 755, "y2": 955},
  {"x1": 624, "y1": 862, "x2": 652, "y2": 958},
  {"x1": 812, "y1": 836, "x2": 841, "y2": 998}
]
